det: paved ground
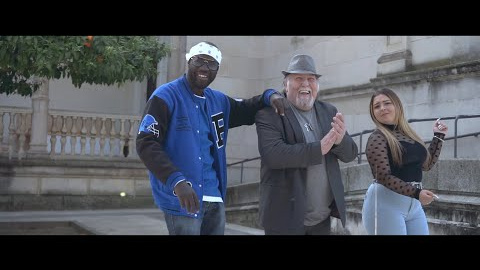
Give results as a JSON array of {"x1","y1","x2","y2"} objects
[{"x1": 0, "y1": 208, "x2": 264, "y2": 235}]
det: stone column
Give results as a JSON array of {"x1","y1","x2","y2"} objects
[
  {"x1": 377, "y1": 36, "x2": 412, "y2": 76},
  {"x1": 155, "y1": 36, "x2": 187, "y2": 87},
  {"x1": 29, "y1": 78, "x2": 49, "y2": 154},
  {"x1": 167, "y1": 36, "x2": 187, "y2": 82},
  {"x1": 132, "y1": 81, "x2": 146, "y2": 115},
  {"x1": 156, "y1": 36, "x2": 170, "y2": 87}
]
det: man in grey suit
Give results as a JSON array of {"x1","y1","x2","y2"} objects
[{"x1": 255, "y1": 54, "x2": 358, "y2": 235}]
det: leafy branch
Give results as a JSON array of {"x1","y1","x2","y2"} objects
[{"x1": 0, "y1": 36, "x2": 169, "y2": 96}]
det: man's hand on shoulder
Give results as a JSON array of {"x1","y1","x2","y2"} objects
[{"x1": 270, "y1": 93, "x2": 285, "y2": 116}]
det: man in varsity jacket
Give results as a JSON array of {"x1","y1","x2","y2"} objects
[{"x1": 136, "y1": 41, "x2": 285, "y2": 235}]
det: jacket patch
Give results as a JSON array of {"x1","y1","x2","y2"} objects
[
  {"x1": 139, "y1": 114, "x2": 159, "y2": 137},
  {"x1": 211, "y1": 112, "x2": 225, "y2": 148}
]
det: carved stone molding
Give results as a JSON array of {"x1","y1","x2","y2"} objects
[
  {"x1": 377, "y1": 36, "x2": 411, "y2": 76},
  {"x1": 318, "y1": 60, "x2": 480, "y2": 100}
]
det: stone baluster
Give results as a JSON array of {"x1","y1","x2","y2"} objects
[
  {"x1": 99, "y1": 117, "x2": 106, "y2": 157},
  {"x1": 25, "y1": 113, "x2": 32, "y2": 153},
  {"x1": 89, "y1": 117, "x2": 97, "y2": 156},
  {"x1": 71, "y1": 116, "x2": 78, "y2": 155},
  {"x1": 8, "y1": 112, "x2": 16, "y2": 160},
  {"x1": 109, "y1": 118, "x2": 117, "y2": 157},
  {"x1": 128, "y1": 119, "x2": 138, "y2": 158},
  {"x1": 60, "y1": 116, "x2": 68, "y2": 156},
  {"x1": 17, "y1": 113, "x2": 27, "y2": 159},
  {"x1": 46, "y1": 114, "x2": 52, "y2": 153},
  {"x1": 50, "y1": 115, "x2": 58, "y2": 156},
  {"x1": 119, "y1": 119, "x2": 126, "y2": 157},
  {"x1": 80, "y1": 117, "x2": 87, "y2": 156}
]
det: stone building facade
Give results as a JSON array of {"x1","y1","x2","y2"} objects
[{"x1": 1, "y1": 36, "x2": 479, "y2": 220}]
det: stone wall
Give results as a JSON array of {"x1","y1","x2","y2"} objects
[{"x1": 0, "y1": 157, "x2": 154, "y2": 211}]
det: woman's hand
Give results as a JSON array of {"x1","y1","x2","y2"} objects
[
  {"x1": 433, "y1": 118, "x2": 448, "y2": 135},
  {"x1": 419, "y1": 189, "x2": 437, "y2": 206}
]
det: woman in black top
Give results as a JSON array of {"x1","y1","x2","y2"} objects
[{"x1": 362, "y1": 88, "x2": 448, "y2": 235}]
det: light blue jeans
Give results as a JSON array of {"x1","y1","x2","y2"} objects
[
  {"x1": 164, "y1": 201, "x2": 225, "y2": 235},
  {"x1": 362, "y1": 182, "x2": 429, "y2": 235}
]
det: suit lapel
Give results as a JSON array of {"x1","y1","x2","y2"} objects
[{"x1": 283, "y1": 101, "x2": 305, "y2": 144}]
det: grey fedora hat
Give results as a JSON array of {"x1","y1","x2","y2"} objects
[{"x1": 282, "y1": 54, "x2": 321, "y2": 78}]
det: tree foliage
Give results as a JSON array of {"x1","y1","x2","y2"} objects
[{"x1": 0, "y1": 36, "x2": 169, "y2": 96}]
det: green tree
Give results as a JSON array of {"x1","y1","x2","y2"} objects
[{"x1": 0, "y1": 36, "x2": 169, "y2": 96}]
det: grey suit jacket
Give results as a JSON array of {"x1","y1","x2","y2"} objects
[{"x1": 255, "y1": 98, "x2": 358, "y2": 234}]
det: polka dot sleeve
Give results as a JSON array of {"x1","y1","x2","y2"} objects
[
  {"x1": 365, "y1": 131, "x2": 419, "y2": 199},
  {"x1": 422, "y1": 132, "x2": 445, "y2": 171}
]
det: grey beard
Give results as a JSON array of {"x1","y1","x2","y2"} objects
[{"x1": 295, "y1": 97, "x2": 315, "y2": 111}]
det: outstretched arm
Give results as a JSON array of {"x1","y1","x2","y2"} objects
[{"x1": 228, "y1": 89, "x2": 285, "y2": 128}]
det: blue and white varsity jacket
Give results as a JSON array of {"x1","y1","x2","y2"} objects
[{"x1": 136, "y1": 75, "x2": 276, "y2": 217}]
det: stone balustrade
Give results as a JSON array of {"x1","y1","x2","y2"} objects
[
  {"x1": 47, "y1": 110, "x2": 140, "y2": 159},
  {"x1": 0, "y1": 107, "x2": 32, "y2": 160},
  {"x1": 0, "y1": 107, "x2": 140, "y2": 160}
]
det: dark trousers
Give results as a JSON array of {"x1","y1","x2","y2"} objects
[{"x1": 305, "y1": 217, "x2": 331, "y2": 235}]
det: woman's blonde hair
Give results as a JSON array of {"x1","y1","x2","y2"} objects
[{"x1": 369, "y1": 88, "x2": 430, "y2": 167}]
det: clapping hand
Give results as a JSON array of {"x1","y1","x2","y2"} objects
[
  {"x1": 331, "y1": 112, "x2": 346, "y2": 145},
  {"x1": 321, "y1": 129, "x2": 338, "y2": 155}
]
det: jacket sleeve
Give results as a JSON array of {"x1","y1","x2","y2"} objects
[
  {"x1": 422, "y1": 132, "x2": 445, "y2": 171},
  {"x1": 228, "y1": 89, "x2": 277, "y2": 128},
  {"x1": 255, "y1": 106, "x2": 323, "y2": 169},
  {"x1": 136, "y1": 96, "x2": 183, "y2": 185},
  {"x1": 329, "y1": 131, "x2": 358, "y2": 163}
]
